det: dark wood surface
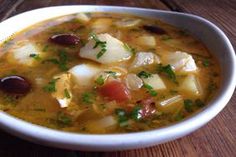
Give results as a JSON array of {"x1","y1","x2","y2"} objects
[{"x1": 0, "y1": 0, "x2": 235, "y2": 156}]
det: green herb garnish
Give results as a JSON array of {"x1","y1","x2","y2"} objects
[
  {"x1": 123, "y1": 43, "x2": 135, "y2": 54},
  {"x1": 137, "y1": 71, "x2": 152, "y2": 78},
  {"x1": 157, "y1": 64, "x2": 177, "y2": 83},
  {"x1": 105, "y1": 71, "x2": 117, "y2": 78},
  {"x1": 195, "y1": 99, "x2": 205, "y2": 107},
  {"x1": 95, "y1": 75, "x2": 105, "y2": 85},
  {"x1": 43, "y1": 78, "x2": 59, "y2": 93},
  {"x1": 131, "y1": 106, "x2": 142, "y2": 121},
  {"x1": 202, "y1": 59, "x2": 210, "y2": 67},
  {"x1": 29, "y1": 54, "x2": 41, "y2": 61},
  {"x1": 115, "y1": 108, "x2": 129, "y2": 127},
  {"x1": 57, "y1": 112, "x2": 72, "y2": 126},
  {"x1": 44, "y1": 50, "x2": 68, "y2": 71},
  {"x1": 64, "y1": 88, "x2": 71, "y2": 99},
  {"x1": 81, "y1": 92, "x2": 95, "y2": 104},
  {"x1": 143, "y1": 84, "x2": 157, "y2": 97},
  {"x1": 90, "y1": 33, "x2": 107, "y2": 59},
  {"x1": 184, "y1": 99, "x2": 194, "y2": 112}
]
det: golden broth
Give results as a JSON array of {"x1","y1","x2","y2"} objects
[{"x1": 0, "y1": 12, "x2": 220, "y2": 134}]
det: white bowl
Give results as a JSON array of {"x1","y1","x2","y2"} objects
[{"x1": 0, "y1": 6, "x2": 235, "y2": 151}]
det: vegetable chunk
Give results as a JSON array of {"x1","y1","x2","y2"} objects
[
  {"x1": 179, "y1": 74, "x2": 202, "y2": 96},
  {"x1": 7, "y1": 41, "x2": 43, "y2": 67},
  {"x1": 69, "y1": 64, "x2": 101, "y2": 86},
  {"x1": 51, "y1": 73, "x2": 72, "y2": 108},
  {"x1": 80, "y1": 33, "x2": 132, "y2": 64},
  {"x1": 142, "y1": 74, "x2": 166, "y2": 90},
  {"x1": 163, "y1": 51, "x2": 198, "y2": 73},
  {"x1": 130, "y1": 52, "x2": 160, "y2": 69},
  {"x1": 136, "y1": 35, "x2": 156, "y2": 47}
]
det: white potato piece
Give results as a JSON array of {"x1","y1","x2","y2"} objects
[
  {"x1": 80, "y1": 33, "x2": 132, "y2": 64},
  {"x1": 52, "y1": 73, "x2": 72, "y2": 108},
  {"x1": 136, "y1": 35, "x2": 156, "y2": 47},
  {"x1": 115, "y1": 18, "x2": 141, "y2": 28},
  {"x1": 179, "y1": 74, "x2": 202, "y2": 96},
  {"x1": 69, "y1": 64, "x2": 102, "y2": 86},
  {"x1": 163, "y1": 51, "x2": 198, "y2": 73},
  {"x1": 129, "y1": 52, "x2": 160, "y2": 69},
  {"x1": 92, "y1": 18, "x2": 113, "y2": 33},
  {"x1": 125, "y1": 73, "x2": 143, "y2": 90},
  {"x1": 7, "y1": 41, "x2": 43, "y2": 67},
  {"x1": 142, "y1": 74, "x2": 166, "y2": 90},
  {"x1": 75, "y1": 13, "x2": 91, "y2": 22}
]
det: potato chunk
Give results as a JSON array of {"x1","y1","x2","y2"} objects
[
  {"x1": 7, "y1": 41, "x2": 43, "y2": 67},
  {"x1": 136, "y1": 35, "x2": 156, "y2": 47},
  {"x1": 179, "y1": 74, "x2": 202, "y2": 96},
  {"x1": 80, "y1": 33, "x2": 132, "y2": 64},
  {"x1": 52, "y1": 73, "x2": 72, "y2": 108},
  {"x1": 163, "y1": 51, "x2": 198, "y2": 73},
  {"x1": 142, "y1": 74, "x2": 166, "y2": 90},
  {"x1": 129, "y1": 52, "x2": 160, "y2": 69},
  {"x1": 69, "y1": 64, "x2": 101, "y2": 86}
]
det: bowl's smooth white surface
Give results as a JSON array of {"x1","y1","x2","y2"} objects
[{"x1": 0, "y1": 6, "x2": 235, "y2": 151}]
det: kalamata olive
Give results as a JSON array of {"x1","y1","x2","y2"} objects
[
  {"x1": 138, "y1": 98, "x2": 156, "y2": 119},
  {"x1": 143, "y1": 25, "x2": 166, "y2": 35},
  {"x1": 0, "y1": 75, "x2": 31, "y2": 95},
  {"x1": 49, "y1": 34, "x2": 80, "y2": 46}
]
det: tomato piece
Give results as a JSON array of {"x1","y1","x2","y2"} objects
[
  {"x1": 137, "y1": 98, "x2": 156, "y2": 118},
  {"x1": 99, "y1": 81, "x2": 131, "y2": 102}
]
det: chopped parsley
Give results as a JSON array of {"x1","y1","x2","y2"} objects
[
  {"x1": 57, "y1": 112, "x2": 71, "y2": 126},
  {"x1": 105, "y1": 71, "x2": 117, "y2": 78},
  {"x1": 115, "y1": 108, "x2": 129, "y2": 127},
  {"x1": 64, "y1": 89, "x2": 71, "y2": 99},
  {"x1": 29, "y1": 54, "x2": 41, "y2": 61},
  {"x1": 157, "y1": 64, "x2": 177, "y2": 83},
  {"x1": 43, "y1": 78, "x2": 59, "y2": 93},
  {"x1": 81, "y1": 92, "x2": 95, "y2": 104},
  {"x1": 44, "y1": 50, "x2": 68, "y2": 71},
  {"x1": 143, "y1": 84, "x2": 157, "y2": 96},
  {"x1": 95, "y1": 75, "x2": 105, "y2": 85},
  {"x1": 123, "y1": 43, "x2": 135, "y2": 54},
  {"x1": 202, "y1": 59, "x2": 210, "y2": 67},
  {"x1": 195, "y1": 99, "x2": 205, "y2": 107},
  {"x1": 131, "y1": 105, "x2": 142, "y2": 121},
  {"x1": 137, "y1": 71, "x2": 152, "y2": 78},
  {"x1": 184, "y1": 99, "x2": 194, "y2": 112},
  {"x1": 90, "y1": 33, "x2": 107, "y2": 59}
]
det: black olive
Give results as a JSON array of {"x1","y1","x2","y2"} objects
[
  {"x1": 143, "y1": 25, "x2": 166, "y2": 35},
  {"x1": 0, "y1": 75, "x2": 31, "y2": 95},
  {"x1": 49, "y1": 34, "x2": 80, "y2": 46}
]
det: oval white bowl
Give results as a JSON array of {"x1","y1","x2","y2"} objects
[{"x1": 0, "y1": 6, "x2": 235, "y2": 151}]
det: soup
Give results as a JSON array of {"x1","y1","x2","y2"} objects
[{"x1": 0, "y1": 12, "x2": 220, "y2": 134}]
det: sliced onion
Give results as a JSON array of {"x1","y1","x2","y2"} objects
[{"x1": 125, "y1": 73, "x2": 143, "y2": 90}]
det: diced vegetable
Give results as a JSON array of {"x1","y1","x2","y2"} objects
[
  {"x1": 129, "y1": 52, "x2": 160, "y2": 69},
  {"x1": 179, "y1": 74, "x2": 202, "y2": 96},
  {"x1": 69, "y1": 64, "x2": 101, "y2": 86},
  {"x1": 80, "y1": 33, "x2": 132, "y2": 64},
  {"x1": 125, "y1": 73, "x2": 143, "y2": 90},
  {"x1": 49, "y1": 34, "x2": 80, "y2": 46},
  {"x1": 157, "y1": 64, "x2": 177, "y2": 83},
  {"x1": 136, "y1": 35, "x2": 156, "y2": 47},
  {"x1": 75, "y1": 13, "x2": 91, "y2": 22},
  {"x1": 115, "y1": 18, "x2": 141, "y2": 28},
  {"x1": 99, "y1": 80, "x2": 131, "y2": 102},
  {"x1": 142, "y1": 74, "x2": 166, "y2": 90},
  {"x1": 91, "y1": 18, "x2": 113, "y2": 33},
  {"x1": 51, "y1": 73, "x2": 72, "y2": 108},
  {"x1": 163, "y1": 51, "x2": 198, "y2": 73},
  {"x1": 7, "y1": 41, "x2": 44, "y2": 67}
]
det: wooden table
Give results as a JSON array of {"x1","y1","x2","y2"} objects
[{"x1": 0, "y1": 0, "x2": 235, "y2": 156}]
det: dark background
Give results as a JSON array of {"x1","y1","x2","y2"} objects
[{"x1": 0, "y1": 0, "x2": 235, "y2": 157}]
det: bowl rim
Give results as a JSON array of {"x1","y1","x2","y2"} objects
[{"x1": 0, "y1": 5, "x2": 235, "y2": 151}]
